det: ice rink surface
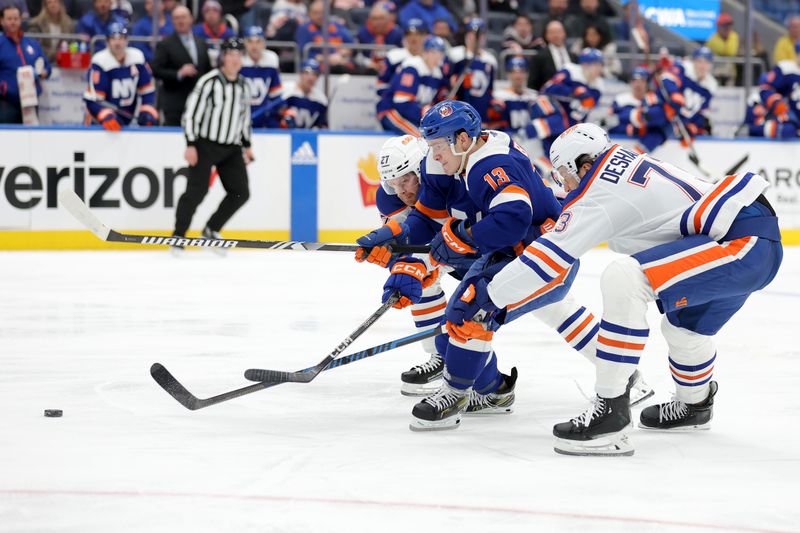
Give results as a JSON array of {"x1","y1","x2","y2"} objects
[{"x1": 1, "y1": 247, "x2": 798, "y2": 533}]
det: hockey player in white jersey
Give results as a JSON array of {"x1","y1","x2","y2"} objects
[{"x1": 458, "y1": 123, "x2": 782, "y2": 455}]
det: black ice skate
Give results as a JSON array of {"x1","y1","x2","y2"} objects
[
  {"x1": 553, "y1": 391, "x2": 634, "y2": 456},
  {"x1": 203, "y1": 226, "x2": 227, "y2": 256},
  {"x1": 639, "y1": 381, "x2": 718, "y2": 431},
  {"x1": 400, "y1": 353, "x2": 443, "y2": 396},
  {"x1": 409, "y1": 383, "x2": 468, "y2": 432},
  {"x1": 465, "y1": 367, "x2": 517, "y2": 416},
  {"x1": 628, "y1": 369, "x2": 655, "y2": 407}
]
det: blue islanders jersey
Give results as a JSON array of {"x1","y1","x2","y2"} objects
[
  {"x1": 660, "y1": 60, "x2": 717, "y2": 133},
  {"x1": 376, "y1": 47, "x2": 412, "y2": 97},
  {"x1": 759, "y1": 60, "x2": 800, "y2": 118},
  {"x1": 745, "y1": 90, "x2": 800, "y2": 138},
  {"x1": 282, "y1": 82, "x2": 327, "y2": 129},
  {"x1": 541, "y1": 63, "x2": 603, "y2": 127},
  {"x1": 608, "y1": 90, "x2": 671, "y2": 151},
  {"x1": 447, "y1": 46, "x2": 497, "y2": 120},
  {"x1": 83, "y1": 47, "x2": 156, "y2": 125},
  {"x1": 376, "y1": 55, "x2": 446, "y2": 124},
  {"x1": 241, "y1": 50, "x2": 283, "y2": 128},
  {"x1": 406, "y1": 130, "x2": 561, "y2": 256},
  {"x1": 490, "y1": 86, "x2": 537, "y2": 135}
]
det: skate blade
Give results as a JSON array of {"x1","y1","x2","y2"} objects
[
  {"x1": 638, "y1": 422, "x2": 711, "y2": 432},
  {"x1": 464, "y1": 406, "x2": 514, "y2": 416},
  {"x1": 400, "y1": 380, "x2": 442, "y2": 397},
  {"x1": 553, "y1": 433, "x2": 634, "y2": 457},
  {"x1": 409, "y1": 416, "x2": 461, "y2": 432},
  {"x1": 630, "y1": 388, "x2": 655, "y2": 407}
]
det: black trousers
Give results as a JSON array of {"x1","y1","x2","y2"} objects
[{"x1": 174, "y1": 138, "x2": 250, "y2": 236}]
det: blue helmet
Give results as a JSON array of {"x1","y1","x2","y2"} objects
[
  {"x1": 465, "y1": 17, "x2": 485, "y2": 33},
  {"x1": 301, "y1": 58, "x2": 321, "y2": 73},
  {"x1": 692, "y1": 46, "x2": 714, "y2": 62},
  {"x1": 423, "y1": 35, "x2": 446, "y2": 53},
  {"x1": 244, "y1": 26, "x2": 265, "y2": 39},
  {"x1": 419, "y1": 101, "x2": 482, "y2": 144},
  {"x1": 506, "y1": 55, "x2": 528, "y2": 72},
  {"x1": 107, "y1": 22, "x2": 128, "y2": 37},
  {"x1": 578, "y1": 47, "x2": 603, "y2": 64},
  {"x1": 630, "y1": 66, "x2": 649, "y2": 80}
]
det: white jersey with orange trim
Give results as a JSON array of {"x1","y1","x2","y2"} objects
[{"x1": 486, "y1": 144, "x2": 770, "y2": 308}]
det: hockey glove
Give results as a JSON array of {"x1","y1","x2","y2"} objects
[
  {"x1": 100, "y1": 112, "x2": 122, "y2": 131},
  {"x1": 445, "y1": 278, "x2": 498, "y2": 344},
  {"x1": 355, "y1": 219, "x2": 409, "y2": 267},
  {"x1": 767, "y1": 97, "x2": 789, "y2": 118},
  {"x1": 382, "y1": 258, "x2": 427, "y2": 309},
  {"x1": 138, "y1": 110, "x2": 158, "y2": 127},
  {"x1": 430, "y1": 217, "x2": 478, "y2": 268}
]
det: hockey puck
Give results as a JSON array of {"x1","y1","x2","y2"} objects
[{"x1": 44, "y1": 409, "x2": 63, "y2": 417}]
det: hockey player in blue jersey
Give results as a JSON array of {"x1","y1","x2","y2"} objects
[
  {"x1": 658, "y1": 47, "x2": 718, "y2": 138},
  {"x1": 377, "y1": 35, "x2": 447, "y2": 136},
  {"x1": 607, "y1": 66, "x2": 671, "y2": 152},
  {"x1": 447, "y1": 18, "x2": 497, "y2": 123},
  {"x1": 83, "y1": 23, "x2": 158, "y2": 130},
  {"x1": 360, "y1": 101, "x2": 651, "y2": 430},
  {"x1": 240, "y1": 26, "x2": 283, "y2": 128},
  {"x1": 530, "y1": 47, "x2": 604, "y2": 157},
  {"x1": 488, "y1": 56, "x2": 537, "y2": 137},
  {"x1": 757, "y1": 43, "x2": 800, "y2": 135},
  {"x1": 282, "y1": 59, "x2": 327, "y2": 129},
  {"x1": 744, "y1": 90, "x2": 799, "y2": 138},
  {"x1": 375, "y1": 18, "x2": 427, "y2": 100}
]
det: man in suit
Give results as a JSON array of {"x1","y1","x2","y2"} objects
[
  {"x1": 528, "y1": 20, "x2": 575, "y2": 91},
  {"x1": 151, "y1": 5, "x2": 211, "y2": 126}
]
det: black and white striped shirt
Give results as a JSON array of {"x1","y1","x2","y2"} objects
[{"x1": 182, "y1": 69, "x2": 252, "y2": 147}]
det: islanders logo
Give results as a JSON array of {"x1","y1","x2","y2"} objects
[
  {"x1": 357, "y1": 153, "x2": 381, "y2": 207},
  {"x1": 438, "y1": 104, "x2": 453, "y2": 117}
]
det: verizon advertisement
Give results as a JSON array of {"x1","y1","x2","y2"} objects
[{"x1": 0, "y1": 129, "x2": 291, "y2": 232}]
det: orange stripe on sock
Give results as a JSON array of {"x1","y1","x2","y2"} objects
[
  {"x1": 565, "y1": 315, "x2": 595, "y2": 343},
  {"x1": 597, "y1": 335, "x2": 645, "y2": 350},
  {"x1": 671, "y1": 365, "x2": 714, "y2": 381},
  {"x1": 411, "y1": 302, "x2": 446, "y2": 316}
]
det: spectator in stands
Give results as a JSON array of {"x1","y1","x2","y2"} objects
[
  {"x1": 76, "y1": 0, "x2": 126, "y2": 52},
  {"x1": 487, "y1": 0, "x2": 519, "y2": 11},
  {"x1": 83, "y1": 23, "x2": 158, "y2": 130},
  {"x1": 26, "y1": 0, "x2": 75, "y2": 62},
  {"x1": 266, "y1": 0, "x2": 306, "y2": 40},
  {"x1": 130, "y1": 0, "x2": 173, "y2": 62},
  {"x1": 528, "y1": 19, "x2": 574, "y2": 90},
  {"x1": 110, "y1": 0, "x2": 132, "y2": 24},
  {"x1": 431, "y1": 17, "x2": 452, "y2": 42},
  {"x1": 539, "y1": 0, "x2": 568, "y2": 36},
  {"x1": 0, "y1": 5, "x2": 49, "y2": 123},
  {"x1": 297, "y1": 0, "x2": 355, "y2": 74},
  {"x1": 194, "y1": 0, "x2": 235, "y2": 41},
  {"x1": 152, "y1": 5, "x2": 211, "y2": 125},
  {"x1": 399, "y1": 0, "x2": 456, "y2": 34},
  {"x1": 570, "y1": 23, "x2": 620, "y2": 79},
  {"x1": 502, "y1": 13, "x2": 542, "y2": 52},
  {"x1": 773, "y1": 15, "x2": 800, "y2": 64},
  {"x1": 356, "y1": 2, "x2": 403, "y2": 74},
  {"x1": 567, "y1": 0, "x2": 614, "y2": 16},
  {"x1": 0, "y1": 0, "x2": 28, "y2": 21},
  {"x1": 614, "y1": 0, "x2": 650, "y2": 56},
  {"x1": 705, "y1": 11, "x2": 739, "y2": 85},
  {"x1": 282, "y1": 58, "x2": 327, "y2": 129},
  {"x1": 565, "y1": 0, "x2": 613, "y2": 40}
]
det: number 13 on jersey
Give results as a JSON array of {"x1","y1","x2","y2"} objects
[{"x1": 484, "y1": 167, "x2": 510, "y2": 190}]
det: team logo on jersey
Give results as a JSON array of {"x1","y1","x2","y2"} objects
[
  {"x1": 357, "y1": 152, "x2": 380, "y2": 207},
  {"x1": 438, "y1": 104, "x2": 453, "y2": 117},
  {"x1": 675, "y1": 297, "x2": 688, "y2": 308}
]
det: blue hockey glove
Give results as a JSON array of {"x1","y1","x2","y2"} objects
[
  {"x1": 382, "y1": 258, "x2": 427, "y2": 309},
  {"x1": 355, "y1": 219, "x2": 409, "y2": 267},
  {"x1": 430, "y1": 217, "x2": 478, "y2": 268},
  {"x1": 446, "y1": 277, "x2": 498, "y2": 327},
  {"x1": 138, "y1": 110, "x2": 158, "y2": 126}
]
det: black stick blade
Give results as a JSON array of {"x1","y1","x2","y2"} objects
[{"x1": 150, "y1": 363, "x2": 203, "y2": 410}]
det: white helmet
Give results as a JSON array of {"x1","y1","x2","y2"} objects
[
  {"x1": 549, "y1": 123, "x2": 611, "y2": 183},
  {"x1": 378, "y1": 135, "x2": 428, "y2": 195}
]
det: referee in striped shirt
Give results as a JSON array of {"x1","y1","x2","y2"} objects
[{"x1": 173, "y1": 37, "x2": 254, "y2": 246}]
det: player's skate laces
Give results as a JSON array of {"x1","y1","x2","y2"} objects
[
  {"x1": 552, "y1": 391, "x2": 633, "y2": 456},
  {"x1": 400, "y1": 353, "x2": 443, "y2": 396},
  {"x1": 465, "y1": 367, "x2": 517, "y2": 415},
  {"x1": 409, "y1": 384, "x2": 468, "y2": 432},
  {"x1": 639, "y1": 381, "x2": 718, "y2": 431}
]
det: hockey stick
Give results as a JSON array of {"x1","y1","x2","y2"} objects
[
  {"x1": 149, "y1": 321, "x2": 441, "y2": 411},
  {"x1": 247, "y1": 294, "x2": 401, "y2": 384},
  {"x1": 58, "y1": 188, "x2": 428, "y2": 254},
  {"x1": 243, "y1": 324, "x2": 442, "y2": 381},
  {"x1": 723, "y1": 153, "x2": 750, "y2": 176}
]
